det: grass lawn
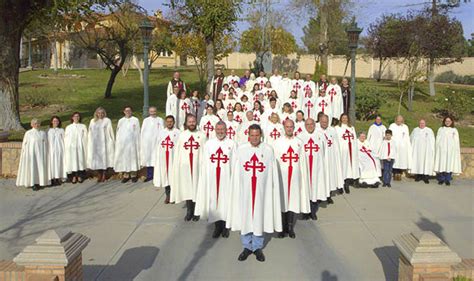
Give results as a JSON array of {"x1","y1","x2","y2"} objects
[{"x1": 12, "y1": 67, "x2": 474, "y2": 146}]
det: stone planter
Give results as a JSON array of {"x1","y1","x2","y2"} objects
[{"x1": 0, "y1": 131, "x2": 10, "y2": 143}]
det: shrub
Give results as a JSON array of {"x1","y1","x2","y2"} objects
[
  {"x1": 435, "y1": 71, "x2": 474, "y2": 85},
  {"x1": 355, "y1": 86, "x2": 386, "y2": 121},
  {"x1": 433, "y1": 90, "x2": 474, "y2": 120},
  {"x1": 22, "y1": 92, "x2": 50, "y2": 107}
]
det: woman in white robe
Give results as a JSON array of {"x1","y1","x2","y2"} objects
[
  {"x1": 16, "y1": 119, "x2": 49, "y2": 190},
  {"x1": 335, "y1": 114, "x2": 360, "y2": 193},
  {"x1": 87, "y1": 107, "x2": 115, "y2": 182},
  {"x1": 47, "y1": 116, "x2": 66, "y2": 186},
  {"x1": 388, "y1": 115, "x2": 412, "y2": 180},
  {"x1": 410, "y1": 119, "x2": 435, "y2": 183},
  {"x1": 64, "y1": 112, "x2": 87, "y2": 184},
  {"x1": 434, "y1": 117, "x2": 462, "y2": 186},
  {"x1": 367, "y1": 115, "x2": 386, "y2": 157}
]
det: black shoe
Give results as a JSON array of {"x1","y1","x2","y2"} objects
[
  {"x1": 32, "y1": 185, "x2": 39, "y2": 191},
  {"x1": 143, "y1": 177, "x2": 152, "y2": 182},
  {"x1": 254, "y1": 249, "x2": 265, "y2": 262},
  {"x1": 301, "y1": 214, "x2": 311, "y2": 220},
  {"x1": 184, "y1": 201, "x2": 193, "y2": 221},
  {"x1": 445, "y1": 181, "x2": 451, "y2": 186},
  {"x1": 131, "y1": 177, "x2": 138, "y2": 183},
  {"x1": 387, "y1": 184, "x2": 391, "y2": 188},
  {"x1": 310, "y1": 202, "x2": 318, "y2": 220},
  {"x1": 344, "y1": 185, "x2": 350, "y2": 194},
  {"x1": 337, "y1": 188, "x2": 344, "y2": 195},
  {"x1": 192, "y1": 216, "x2": 200, "y2": 221},
  {"x1": 288, "y1": 225, "x2": 296, "y2": 239},
  {"x1": 382, "y1": 184, "x2": 387, "y2": 187},
  {"x1": 277, "y1": 232, "x2": 286, "y2": 238},
  {"x1": 438, "y1": 181, "x2": 444, "y2": 185},
  {"x1": 238, "y1": 248, "x2": 253, "y2": 261},
  {"x1": 212, "y1": 222, "x2": 224, "y2": 238},
  {"x1": 121, "y1": 177, "x2": 130, "y2": 183},
  {"x1": 423, "y1": 178, "x2": 429, "y2": 184},
  {"x1": 221, "y1": 228, "x2": 230, "y2": 238},
  {"x1": 327, "y1": 197, "x2": 334, "y2": 204},
  {"x1": 415, "y1": 175, "x2": 421, "y2": 182}
]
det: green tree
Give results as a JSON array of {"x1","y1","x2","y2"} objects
[
  {"x1": 240, "y1": 26, "x2": 297, "y2": 55},
  {"x1": 169, "y1": 0, "x2": 241, "y2": 94},
  {"x1": 0, "y1": 0, "x2": 113, "y2": 131},
  {"x1": 173, "y1": 32, "x2": 233, "y2": 91},
  {"x1": 72, "y1": 1, "x2": 143, "y2": 98}
]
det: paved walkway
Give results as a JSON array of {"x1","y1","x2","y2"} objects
[{"x1": 0, "y1": 178, "x2": 472, "y2": 281}]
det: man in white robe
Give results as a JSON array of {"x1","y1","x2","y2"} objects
[
  {"x1": 335, "y1": 118, "x2": 360, "y2": 194},
  {"x1": 269, "y1": 69, "x2": 282, "y2": 91},
  {"x1": 255, "y1": 71, "x2": 268, "y2": 90},
  {"x1": 291, "y1": 72, "x2": 304, "y2": 105},
  {"x1": 302, "y1": 74, "x2": 317, "y2": 99},
  {"x1": 224, "y1": 111, "x2": 240, "y2": 141},
  {"x1": 47, "y1": 118, "x2": 66, "y2": 185},
  {"x1": 277, "y1": 72, "x2": 293, "y2": 102},
  {"x1": 225, "y1": 69, "x2": 240, "y2": 86},
  {"x1": 264, "y1": 113, "x2": 283, "y2": 146},
  {"x1": 434, "y1": 118, "x2": 462, "y2": 186},
  {"x1": 317, "y1": 114, "x2": 343, "y2": 204},
  {"x1": 170, "y1": 114, "x2": 206, "y2": 221},
  {"x1": 165, "y1": 85, "x2": 179, "y2": 120},
  {"x1": 367, "y1": 115, "x2": 386, "y2": 157},
  {"x1": 302, "y1": 89, "x2": 317, "y2": 121},
  {"x1": 237, "y1": 111, "x2": 258, "y2": 144},
  {"x1": 388, "y1": 115, "x2": 412, "y2": 180},
  {"x1": 153, "y1": 116, "x2": 180, "y2": 204},
  {"x1": 299, "y1": 118, "x2": 326, "y2": 220},
  {"x1": 273, "y1": 119, "x2": 310, "y2": 239},
  {"x1": 410, "y1": 119, "x2": 435, "y2": 183},
  {"x1": 195, "y1": 122, "x2": 237, "y2": 238},
  {"x1": 166, "y1": 71, "x2": 186, "y2": 97},
  {"x1": 357, "y1": 132, "x2": 381, "y2": 187},
  {"x1": 325, "y1": 77, "x2": 343, "y2": 124},
  {"x1": 16, "y1": 119, "x2": 49, "y2": 190},
  {"x1": 315, "y1": 91, "x2": 333, "y2": 122},
  {"x1": 64, "y1": 113, "x2": 87, "y2": 183},
  {"x1": 226, "y1": 124, "x2": 282, "y2": 262},
  {"x1": 114, "y1": 106, "x2": 140, "y2": 183},
  {"x1": 140, "y1": 107, "x2": 164, "y2": 182}
]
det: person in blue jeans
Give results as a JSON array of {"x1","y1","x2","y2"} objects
[{"x1": 379, "y1": 130, "x2": 397, "y2": 188}]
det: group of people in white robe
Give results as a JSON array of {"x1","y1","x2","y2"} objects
[{"x1": 16, "y1": 69, "x2": 463, "y2": 262}]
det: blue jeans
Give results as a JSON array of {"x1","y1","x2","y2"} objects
[
  {"x1": 241, "y1": 233, "x2": 264, "y2": 251},
  {"x1": 437, "y1": 172, "x2": 452, "y2": 182},
  {"x1": 382, "y1": 160, "x2": 394, "y2": 184},
  {"x1": 146, "y1": 167, "x2": 154, "y2": 179}
]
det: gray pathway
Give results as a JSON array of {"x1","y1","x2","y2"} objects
[{"x1": 0, "y1": 178, "x2": 472, "y2": 281}]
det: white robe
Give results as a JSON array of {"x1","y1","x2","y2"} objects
[
  {"x1": 16, "y1": 129, "x2": 49, "y2": 187},
  {"x1": 177, "y1": 98, "x2": 193, "y2": 130},
  {"x1": 199, "y1": 114, "x2": 220, "y2": 139},
  {"x1": 299, "y1": 131, "x2": 327, "y2": 201},
  {"x1": 318, "y1": 126, "x2": 344, "y2": 192},
  {"x1": 87, "y1": 118, "x2": 115, "y2": 170},
  {"x1": 388, "y1": 123, "x2": 412, "y2": 170},
  {"x1": 226, "y1": 142, "x2": 282, "y2": 236},
  {"x1": 114, "y1": 116, "x2": 140, "y2": 172},
  {"x1": 358, "y1": 140, "x2": 381, "y2": 185},
  {"x1": 264, "y1": 122, "x2": 283, "y2": 146},
  {"x1": 410, "y1": 127, "x2": 435, "y2": 175},
  {"x1": 195, "y1": 138, "x2": 237, "y2": 222},
  {"x1": 326, "y1": 84, "x2": 343, "y2": 120},
  {"x1": 47, "y1": 128, "x2": 66, "y2": 180},
  {"x1": 233, "y1": 111, "x2": 245, "y2": 124},
  {"x1": 190, "y1": 97, "x2": 203, "y2": 122},
  {"x1": 302, "y1": 80, "x2": 317, "y2": 98},
  {"x1": 256, "y1": 77, "x2": 268, "y2": 90},
  {"x1": 64, "y1": 123, "x2": 87, "y2": 174},
  {"x1": 291, "y1": 79, "x2": 305, "y2": 104},
  {"x1": 277, "y1": 78, "x2": 293, "y2": 102},
  {"x1": 166, "y1": 80, "x2": 186, "y2": 97},
  {"x1": 216, "y1": 108, "x2": 227, "y2": 120},
  {"x1": 140, "y1": 116, "x2": 164, "y2": 167},
  {"x1": 434, "y1": 127, "x2": 462, "y2": 174},
  {"x1": 336, "y1": 125, "x2": 360, "y2": 180},
  {"x1": 378, "y1": 139, "x2": 397, "y2": 160},
  {"x1": 302, "y1": 96, "x2": 317, "y2": 120},
  {"x1": 273, "y1": 136, "x2": 310, "y2": 214},
  {"x1": 269, "y1": 75, "x2": 282, "y2": 90},
  {"x1": 315, "y1": 96, "x2": 333, "y2": 121},
  {"x1": 153, "y1": 128, "x2": 180, "y2": 187},
  {"x1": 224, "y1": 120, "x2": 240, "y2": 141},
  {"x1": 225, "y1": 75, "x2": 240, "y2": 86},
  {"x1": 237, "y1": 120, "x2": 258, "y2": 144},
  {"x1": 295, "y1": 121, "x2": 306, "y2": 137},
  {"x1": 367, "y1": 123, "x2": 387, "y2": 157},
  {"x1": 170, "y1": 130, "x2": 206, "y2": 203},
  {"x1": 165, "y1": 94, "x2": 179, "y2": 121}
]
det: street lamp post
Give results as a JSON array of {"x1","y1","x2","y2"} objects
[
  {"x1": 346, "y1": 22, "x2": 363, "y2": 126},
  {"x1": 139, "y1": 18, "x2": 154, "y2": 118}
]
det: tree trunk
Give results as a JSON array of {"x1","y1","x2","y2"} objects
[
  {"x1": 319, "y1": 1, "x2": 329, "y2": 72},
  {"x1": 205, "y1": 36, "x2": 215, "y2": 96},
  {"x1": 428, "y1": 58, "x2": 436, "y2": 96},
  {"x1": 343, "y1": 57, "x2": 350, "y2": 77},
  {"x1": 104, "y1": 67, "x2": 120, "y2": 98},
  {"x1": 0, "y1": 16, "x2": 24, "y2": 131},
  {"x1": 377, "y1": 58, "x2": 383, "y2": 82},
  {"x1": 132, "y1": 54, "x2": 143, "y2": 84}
]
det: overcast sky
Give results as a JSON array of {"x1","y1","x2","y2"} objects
[{"x1": 139, "y1": 0, "x2": 474, "y2": 47}]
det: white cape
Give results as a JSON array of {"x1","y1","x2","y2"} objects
[
  {"x1": 410, "y1": 127, "x2": 435, "y2": 175},
  {"x1": 16, "y1": 129, "x2": 49, "y2": 187}
]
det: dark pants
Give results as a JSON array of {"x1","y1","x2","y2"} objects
[
  {"x1": 382, "y1": 160, "x2": 394, "y2": 185},
  {"x1": 437, "y1": 172, "x2": 452, "y2": 182},
  {"x1": 146, "y1": 167, "x2": 154, "y2": 180}
]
